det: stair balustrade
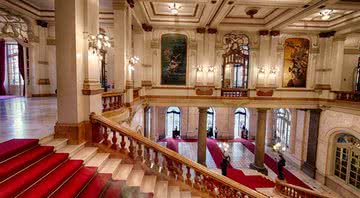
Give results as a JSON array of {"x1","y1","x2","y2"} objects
[
  {"x1": 274, "y1": 179, "x2": 331, "y2": 198},
  {"x1": 102, "y1": 92, "x2": 123, "y2": 112},
  {"x1": 334, "y1": 91, "x2": 360, "y2": 102},
  {"x1": 89, "y1": 113, "x2": 267, "y2": 198},
  {"x1": 221, "y1": 88, "x2": 248, "y2": 97}
]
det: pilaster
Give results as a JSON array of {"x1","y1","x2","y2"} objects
[{"x1": 197, "y1": 107, "x2": 208, "y2": 166}]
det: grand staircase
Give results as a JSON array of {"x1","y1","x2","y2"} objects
[
  {"x1": 0, "y1": 113, "x2": 331, "y2": 198},
  {"x1": 0, "y1": 137, "x2": 198, "y2": 198}
]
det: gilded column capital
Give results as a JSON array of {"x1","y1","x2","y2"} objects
[{"x1": 198, "y1": 107, "x2": 208, "y2": 113}]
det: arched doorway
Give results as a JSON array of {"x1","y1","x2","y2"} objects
[
  {"x1": 206, "y1": 107, "x2": 216, "y2": 138},
  {"x1": 333, "y1": 133, "x2": 360, "y2": 190},
  {"x1": 234, "y1": 107, "x2": 249, "y2": 139},
  {"x1": 273, "y1": 108, "x2": 291, "y2": 147},
  {"x1": 166, "y1": 106, "x2": 181, "y2": 138}
]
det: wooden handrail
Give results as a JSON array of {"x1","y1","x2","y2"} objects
[
  {"x1": 89, "y1": 113, "x2": 267, "y2": 198},
  {"x1": 275, "y1": 179, "x2": 331, "y2": 198}
]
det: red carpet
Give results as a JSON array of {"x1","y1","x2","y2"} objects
[
  {"x1": 0, "y1": 139, "x2": 39, "y2": 162},
  {"x1": 79, "y1": 173, "x2": 112, "y2": 198},
  {"x1": 52, "y1": 167, "x2": 98, "y2": 198},
  {"x1": 0, "y1": 146, "x2": 54, "y2": 182},
  {"x1": 19, "y1": 160, "x2": 83, "y2": 198},
  {"x1": 206, "y1": 138, "x2": 274, "y2": 190},
  {"x1": 0, "y1": 153, "x2": 69, "y2": 197},
  {"x1": 234, "y1": 138, "x2": 311, "y2": 189}
]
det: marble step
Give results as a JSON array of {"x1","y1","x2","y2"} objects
[
  {"x1": 192, "y1": 196, "x2": 201, "y2": 198},
  {"x1": 70, "y1": 147, "x2": 98, "y2": 163},
  {"x1": 85, "y1": 153, "x2": 110, "y2": 170},
  {"x1": 180, "y1": 191, "x2": 192, "y2": 198},
  {"x1": 113, "y1": 164, "x2": 134, "y2": 181},
  {"x1": 168, "y1": 186, "x2": 180, "y2": 198},
  {"x1": 41, "y1": 138, "x2": 67, "y2": 151},
  {"x1": 140, "y1": 175, "x2": 157, "y2": 193},
  {"x1": 126, "y1": 169, "x2": 145, "y2": 187},
  {"x1": 154, "y1": 180, "x2": 168, "y2": 198},
  {"x1": 38, "y1": 134, "x2": 54, "y2": 144},
  {"x1": 98, "y1": 158, "x2": 122, "y2": 177},
  {"x1": 56, "y1": 142, "x2": 85, "y2": 157}
]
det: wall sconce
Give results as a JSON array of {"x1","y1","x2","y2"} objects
[
  {"x1": 257, "y1": 66, "x2": 266, "y2": 86},
  {"x1": 207, "y1": 66, "x2": 215, "y2": 85},
  {"x1": 128, "y1": 56, "x2": 140, "y2": 72},
  {"x1": 88, "y1": 33, "x2": 111, "y2": 60},
  {"x1": 196, "y1": 65, "x2": 205, "y2": 85}
]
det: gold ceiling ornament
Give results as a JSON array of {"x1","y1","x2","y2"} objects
[{"x1": 0, "y1": 7, "x2": 33, "y2": 41}]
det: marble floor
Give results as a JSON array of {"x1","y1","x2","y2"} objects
[{"x1": 0, "y1": 97, "x2": 57, "y2": 143}]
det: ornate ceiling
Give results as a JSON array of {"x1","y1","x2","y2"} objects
[{"x1": 1, "y1": 0, "x2": 360, "y2": 34}]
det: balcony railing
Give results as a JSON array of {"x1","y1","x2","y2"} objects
[
  {"x1": 334, "y1": 91, "x2": 360, "y2": 102},
  {"x1": 275, "y1": 179, "x2": 330, "y2": 198},
  {"x1": 102, "y1": 92, "x2": 123, "y2": 112},
  {"x1": 221, "y1": 88, "x2": 248, "y2": 97},
  {"x1": 89, "y1": 113, "x2": 267, "y2": 198}
]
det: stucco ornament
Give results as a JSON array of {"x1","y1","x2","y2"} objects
[
  {"x1": 223, "y1": 33, "x2": 249, "y2": 53},
  {"x1": 0, "y1": 7, "x2": 32, "y2": 41}
]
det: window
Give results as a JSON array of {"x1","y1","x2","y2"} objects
[
  {"x1": 222, "y1": 33, "x2": 249, "y2": 89},
  {"x1": 207, "y1": 107, "x2": 215, "y2": 135},
  {"x1": 166, "y1": 106, "x2": 181, "y2": 137},
  {"x1": 234, "y1": 108, "x2": 249, "y2": 138},
  {"x1": 273, "y1": 108, "x2": 291, "y2": 146},
  {"x1": 6, "y1": 44, "x2": 22, "y2": 85},
  {"x1": 334, "y1": 134, "x2": 360, "y2": 190}
]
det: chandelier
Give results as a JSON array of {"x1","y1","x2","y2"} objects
[
  {"x1": 320, "y1": 9, "x2": 333, "y2": 20},
  {"x1": 169, "y1": 2, "x2": 181, "y2": 15},
  {"x1": 88, "y1": 33, "x2": 111, "y2": 59}
]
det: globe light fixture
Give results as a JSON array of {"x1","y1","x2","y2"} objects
[{"x1": 320, "y1": 9, "x2": 333, "y2": 20}]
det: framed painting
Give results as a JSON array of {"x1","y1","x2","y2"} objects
[
  {"x1": 282, "y1": 38, "x2": 310, "y2": 88},
  {"x1": 161, "y1": 34, "x2": 187, "y2": 85}
]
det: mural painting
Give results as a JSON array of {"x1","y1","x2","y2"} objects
[
  {"x1": 161, "y1": 34, "x2": 187, "y2": 85},
  {"x1": 282, "y1": 38, "x2": 310, "y2": 87}
]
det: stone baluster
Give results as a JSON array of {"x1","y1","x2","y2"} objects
[
  {"x1": 128, "y1": 138, "x2": 135, "y2": 159},
  {"x1": 153, "y1": 151, "x2": 160, "y2": 171},
  {"x1": 186, "y1": 166, "x2": 192, "y2": 185},
  {"x1": 120, "y1": 135, "x2": 126, "y2": 153},
  {"x1": 137, "y1": 142, "x2": 143, "y2": 161},
  {"x1": 144, "y1": 146, "x2": 151, "y2": 167},
  {"x1": 110, "y1": 129, "x2": 118, "y2": 150},
  {"x1": 102, "y1": 127, "x2": 109, "y2": 145}
]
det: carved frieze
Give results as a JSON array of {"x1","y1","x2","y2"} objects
[{"x1": 0, "y1": 7, "x2": 33, "y2": 41}]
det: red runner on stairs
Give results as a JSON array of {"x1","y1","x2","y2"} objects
[
  {"x1": 234, "y1": 138, "x2": 311, "y2": 189},
  {"x1": 0, "y1": 146, "x2": 54, "y2": 182},
  {"x1": 79, "y1": 173, "x2": 112, "y2": 198},
  {"x1": 0, "y1": 153, "x2": 69, "y2": 198},
  {"x1": 0, "y1": 139, "x2": 39, "y2": 162},
  {"x1": 18, "y1": 160, "x2": 83, "y2": 198},
  {"x1": 51, "y1": 166, "x2": 98, "y2": 198}
]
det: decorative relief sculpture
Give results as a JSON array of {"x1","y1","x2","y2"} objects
[
  {"x1": 282, "y1": 38, "x2": 310, "y2": 88},
  {"x1": 223, "y1": 33, "x2": 249, "y2": 53},
  {"x1": 0, "y1": 7, "x2": 32, "y2": 41},
  {"x1": 161, "y1": 33, "x2": 187, "y2": 85}
]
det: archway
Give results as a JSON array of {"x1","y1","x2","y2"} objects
[
  {"x1": 272, "y1": 108, "x2": 291, "y2": 147},
  {"x1": 234, "y1": 107, "x2": 249, "y2": 139},
  {"x1": 206, "y1": 107, "x2": 216, "y2": 138},
  {"x1": 166, "y1": 106, "x2": 181, "y2": 138}
]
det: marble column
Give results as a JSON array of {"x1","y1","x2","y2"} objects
[
  {"x1": 250, "y1": 108, "x2": 268, "y2": 175},
  {"x1": 330, "y1": 36, "x2": 345, "y2": 91},
  {"x1": 289, "y1": 109, "x2": 297, "y2": 154},
  {"x1": 315, "y1": 31, "x2": 335, "y2": 90},
  {"x1": 265, "y1": 109, "x2": 273, "y2": 146},
  {"x1": 54, "y1": 0, "x2": 102, "y2": 144},
  {"x1": 113, "y1": 0, "x2": 127, "y2": 91},
  {"x1": 141, "y1": 25, "x2": 153, "y2": 87},
  {"x1": 197, "y1": 107, "x2": 208, "y2": 166},
  {"x1": 302, "y1": 109, "x2": 321, "y2": 178}
]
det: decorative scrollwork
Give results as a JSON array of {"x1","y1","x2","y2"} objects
[
  {"x1": 223, "y1": 33, "x2": 249, "y2": 55},
  {"x1": 0, "y1": 7, "x2": 32, "y2": 41}
]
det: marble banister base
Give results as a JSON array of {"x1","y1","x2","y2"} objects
[{"x1": 54, "y1": 121, "x2": 91, "y2": 144}]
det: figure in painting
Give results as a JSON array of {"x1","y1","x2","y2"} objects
[{"x1": 283, "y1": 38, "x2": 309, "y2": 88}]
